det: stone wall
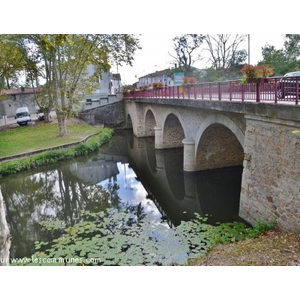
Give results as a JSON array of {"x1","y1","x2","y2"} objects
[
  {"x1": 240, "y1": 115, "x2": 300, "y2": 232},
  {"x1": 0, "y1": 92, "x2": 38, "y2": 117},
  {"x1": 79, "y1": 101, "x2": 125, "y2": 127}
]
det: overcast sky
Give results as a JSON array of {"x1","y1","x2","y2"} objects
[{"x1": 116, "y1": 34, "x2": 286, "y2": 85}]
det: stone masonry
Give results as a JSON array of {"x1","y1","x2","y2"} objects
[
  {"x1": 239, "y1": 115, "x2": 300, "y2": 232},
  {"x1": 124, "y1": 98, "x2": 300, "y2": 232}
]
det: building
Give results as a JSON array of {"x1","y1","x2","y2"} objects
[
  {"x1": 137, "y1": 67, "x2": 207, "y2": 89},
  {"x1": 0, "y1": 67, "x2": 122, "y2": 117},
  {"x1": 0, "y1": 87, "x2": 40, "y2": 118},
  {"x1": 137, "y1": 69, "x2": 173, "y2": 89},
  {"x1": 84, "y1": 65, "x2": 122, "y2": 102},
  {"x1": 111, "y1": 73, "x2": 122, "y2": 94}
]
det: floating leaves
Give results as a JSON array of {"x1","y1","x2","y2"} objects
[{"x1": 12, "y1": 205, "x2": 275, "y2": 266}]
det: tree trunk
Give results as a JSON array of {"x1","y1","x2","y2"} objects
[
  {"x1": 0, "y1": 187, "x2": 10, "y2": 266},
  {"x1": 57, "y1": 113, "x2": 67, "y2": 137},
  {"x1": 44, "y1": 108, "x2": 51, "y2": 122}
]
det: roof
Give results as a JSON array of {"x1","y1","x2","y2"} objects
[
  {"x1": 139, "y1": 69, "x2": 170, "y2": 79},
  {"x1": 0, "y1": 87, "x2": 42, "y2": 95}
]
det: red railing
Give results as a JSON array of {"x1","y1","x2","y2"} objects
[{"x1": 123, "y1": 77, "x2": 300, "y2": 105}]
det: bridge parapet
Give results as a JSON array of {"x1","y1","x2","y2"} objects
[{"x1": 124, "y1": 78, "x2": 300, "y2": 105}]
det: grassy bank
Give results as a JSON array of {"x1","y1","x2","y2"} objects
[
  {"x1": 0, "y1": 121, "x2": 101, "y2": 158},
  {"x1": 191, "y1": 229, "x2": 300, "y2": 266},
  {"x1": 0, "y1": 126, "x2": 113, "y2": 177}
]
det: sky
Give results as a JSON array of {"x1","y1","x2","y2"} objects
[{"x1": 115, "y1": 34, "x2": 286, "y2": 85}]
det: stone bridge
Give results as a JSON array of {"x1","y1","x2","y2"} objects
[{"x1": 124, "y1": 98, "x2": 300, "y2": 232}]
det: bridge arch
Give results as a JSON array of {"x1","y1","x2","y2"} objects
[
  {"x1": 195, "y1": 114, "x2": 244, "y2": 171},
  {"x1": 161, "y1": 110, "x2": 186, "y2": 149}
]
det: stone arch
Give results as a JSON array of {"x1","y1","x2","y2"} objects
[
  {"x1": 144, "y1": 109, "x2": 157, "y2": 137},
  {"x1": 195, "y1": 114, "x2": 244, "y2": 171},
  {"x1": 161, "y1": 110, "x2": 186, "y2": 149}
]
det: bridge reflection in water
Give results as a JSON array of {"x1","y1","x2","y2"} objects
[
  {"x1": 120, "y1": 130, "x2": 243, "y2": 226},
  {"x1": 0, "y1": 130, "x2": 243, "y2": 259},
  {"x1": 69, "y1": 130, "x2": 242, "y2": 226}
]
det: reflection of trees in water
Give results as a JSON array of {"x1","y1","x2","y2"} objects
[
  {"x1": 0, "y1": 186, "x2": 10, "y2": 266},
  {"x1": 1, "y1": 165, "x2": 122, "y2": 258}
]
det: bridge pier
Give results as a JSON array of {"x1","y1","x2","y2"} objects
[
  {"x1": 182, "y1": 138, "x2": 196, "y2": 172},
  {"x1": 154, "y1": 126, "x2": 164, "y2": 149}
]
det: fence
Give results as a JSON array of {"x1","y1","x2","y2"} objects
[{"x1": 124, "y1": 77, "x2": 300, "y2": 105}]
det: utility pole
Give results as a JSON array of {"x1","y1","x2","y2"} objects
[{"x1": 248, "y1": 34, "x2": 250, "y2": 65}]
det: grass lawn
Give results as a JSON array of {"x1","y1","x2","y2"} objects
[{"x1": 0, "y1": 120, "x2": 101, "y2": 158}]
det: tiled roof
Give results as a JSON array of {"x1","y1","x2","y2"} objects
[
  {"x1": 0, "y1": 87, "x2": 41, "y2": 95},
  {"x1": 139, "y1": 69, "x2": 170, "y2": 79}
]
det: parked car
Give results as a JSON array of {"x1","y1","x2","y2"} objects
[
  {"x1": 277, "y1": 71, "x2": 300, "y2": 99},
  {"x1": 36, "y1": 108, "x2": 45, "y2": 121}
]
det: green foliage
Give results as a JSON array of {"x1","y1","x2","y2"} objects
[
  {"x1": 0, "y1": 128, "x2": 113, "y2": 176},
  {"x1": 210, "y1": 222, "x2": 251, "y2": 244},
  {"x1": 6, "y1": 34, "x2": 140, "y2": 136},
  {"x1": 0, "y1": 35, "x2": 27, "y2": 90},
  {"x1": 246, "y1": 220, "x2": 277, "y2": 238},
  {"x1": 11, "y1": 204, "x2": 277, "y2": 266},
  {"x1": 260, "y1": 35, "x2": 300, "y2": 76}
]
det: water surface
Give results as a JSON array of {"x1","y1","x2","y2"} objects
[{"x1": 1, "y1": 130, "x2": 243, "y2": 258}]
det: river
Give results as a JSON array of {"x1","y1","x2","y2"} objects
[{"x1": 0, "y1": 130, "x2": 243, "y2": 259}]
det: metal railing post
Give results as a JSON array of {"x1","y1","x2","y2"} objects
[
  {"x1": 296, "y1": 78, "x2": 299, "y2": 105},
  {"x1": 241, "y1": 83, "x2": 245, "y2": 101},
  {"x1": 274, "y1": 78, "x2": 278, "y2": 104},
  {"x1": 256, "y1": 82, "x2": 260, "y2": 102}
]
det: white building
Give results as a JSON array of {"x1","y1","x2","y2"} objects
[
  {"x1": 137, "y1": 69, "x2": 173, "y2": 88},
  {"x1": 84, "y1": 65, "x2": 122, "y2": 102}
]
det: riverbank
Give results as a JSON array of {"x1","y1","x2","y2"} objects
[
  {"x1": 0, "y1": 118, "x2": 114, "y2": 177},
  {"x1": 0, "y1": 116, "x2": 102, "y2": 160},
  {"x1": 191, "y1": 229, "x2": 300, "y2": 266}
]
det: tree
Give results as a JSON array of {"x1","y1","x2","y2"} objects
[
  {"x1": 260, "y1": 34, "x2": 300, "y2": 75},
  {"x1": 260, "y1": 44, "x2": 288, "y2": 75},
  {"x1": 0, "y1": 35, "x2": 27, "y2": 99},
  {"x1": 19, "y1": 34, "x2": 140, "y2": 136},
  {"x1": 284, "y1": 34, "x2": 300, "y2": 62},
  {"x1": 205, "y1": 34, "x2": 247, "y2": 70},
  {"x1": 169, "y1": 34, "x2": 206, "y2": 73}
]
